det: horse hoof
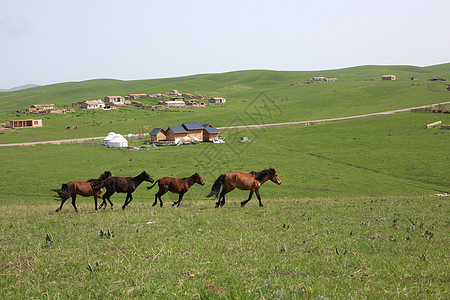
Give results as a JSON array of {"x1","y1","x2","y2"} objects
[
  {"x1": 241, "y1": 203, "x2": 245, "y2": 207},
  {"x1": 152, "y1": 203, "x2": 157, "y2": 207}
]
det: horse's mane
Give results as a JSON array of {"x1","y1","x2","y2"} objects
[
  {"x1": 88, "y1": 171, "x2": 112, "y2": 183},
  {"x1": 250, "y1": 168, "x2": 276, "y2": 182}
]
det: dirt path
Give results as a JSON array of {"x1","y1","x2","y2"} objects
[{"x1": 1, "y1": 101, "x2": 449, "y2": 147}]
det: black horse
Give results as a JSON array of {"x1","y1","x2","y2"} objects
[{"x1": 93, "y1": 171, "x2": 154, "y2": 210}]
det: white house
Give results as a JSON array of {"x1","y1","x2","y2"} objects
[
  {"x1": 104, "y1": 96, "x2": 125, "y2": 106},
  {"x1": 209, "y1": 97, "x2": 226, "y2": 103},
  {"x1": 80, "y1": 99, "x2": 105, "y2": 109}
]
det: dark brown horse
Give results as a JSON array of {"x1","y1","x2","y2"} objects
[
  {"x1": 94, "y1": 171, "x2": 154, "y2": 210},
  {"x1": 147, "y1": 173, "x2": 205, "y2": 207},
  {"x1": 206, "y1": 168, "x2": 281, "y2": 207},
  {"x1": 52, "y1": 171, "x2": 113, "y2": 212}
]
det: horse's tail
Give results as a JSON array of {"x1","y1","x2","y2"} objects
[
  {"x1": 147, "y1": 180, "x2": 160, "y2": 190},
  {"x1": 206, "y1": 174, "x2": 226, "y2": 198},
  {"x1": 52, "y1": 183, "x2": 71, "y2": 201}
]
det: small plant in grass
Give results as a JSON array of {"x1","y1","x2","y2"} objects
[
  {"x1": 45, "y1": 233, "x2": 54, "y2": 246},
  {"x1": 87, "y1": 262, "x2": 100, "y2": 273}
]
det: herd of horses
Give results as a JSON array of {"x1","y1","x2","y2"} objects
[{"x1": 52, "y1": 168, "x2": 281, "y2": 212}]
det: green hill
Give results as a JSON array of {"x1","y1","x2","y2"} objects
[
  {"x1": 0, "y1": 64, "x2": 449, "y2": 144},
  {"x1": 1, "y1": 64, "x2": 449, "y2": 111}
]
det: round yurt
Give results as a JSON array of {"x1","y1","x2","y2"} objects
[{"x1": 104, "y1": 133, "x2": 128, "y2": 148}]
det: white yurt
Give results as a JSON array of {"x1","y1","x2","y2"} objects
[
  {"x1": 104, "y1": 132, "x2": 128, "y2": 148},
  {"x1": 103, "y1": 132, "x2": 116, "y2": 145}
]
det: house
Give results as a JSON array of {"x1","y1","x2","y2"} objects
[
  {"x1": 159, "y1": 100, "x2": 185, "y2": 108},
  {"x1": 168, "y1": 90, "x2": 181, "y2": 97},
  {"x1": 80, "y1": 100, "x2": 105, "y2": 109},
  {"x1": 411, "y1": 77, "x2": 418, "y2": 80},
  {"x1": 5, "y1": 118, "x2": 42, "y2": 128},
  {"x1": 203, "y1": 126, "x2": 220, "y2": 141},
  {"x1": 128, "y1": 93, "x2": 148, "y2": 99},
  {"x1": 427, "y1": 78, "x2": 447, "y2": 82},
  {"x1": 149, "y1": 128, "x2": 166, "y2": 142},
  {"x1": 166, "y1": 126, "x2": 189, "y2": 141},
  {"x1": 182, "y1": 122, "x2": 205, "y2": 141},
  {"x1": 26, "y1": 104, "x2": 55, "y2": 113},
  {"x1": 209, "y1": 97, "x2": 226, "y2": 103},
  {"x1": 104, "y1": 96, "x2": 125, "y2": 106},
  {"x1": 185, "y1": 100, "x2": 207, "y2": 107},
  {"x1": 382, "y1": 75, "x2": 396, "y2": 80},
  {"x1": 325, "y1": 78, "x2": 338, "y2": 82}
]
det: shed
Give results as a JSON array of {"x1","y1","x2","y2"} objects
[
  {"x1": 5, "y1": 118, "x2": 42, "y2": 128},
  {"x1": 209, "y1": 97, "x2": 226, "y2": 103},
  {"x1": 104, "y1": 96, "x2": 125, "y2": 105},
  {"x1": 150, "y1": 128, "x2": 166, "y2": 142},
  {"x1": 166, "y1": 126, "x2": 189, "y2": 141},
  {"x1": 382, "y1": 75, "x2": 396, "y2": 80},
  {"x1": 203, "y1": 126, "x2": 220, "y2": 141},
  {"x1": 182, "y1": 122, "x2": 204, "y2": 141}
]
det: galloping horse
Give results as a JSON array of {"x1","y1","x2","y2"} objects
[
  {"x1": 147, "y1": 173, "x2": 205, "y2": 207},
  {"x1": 94, "y1": 171, "x2": 154, "y2": 210},
  {"x1": 52, "y1": 171, "x2": 113, "y2": 212},
  {"x1": 206, "y1": 168, "x2": 281, "y2": 207}
]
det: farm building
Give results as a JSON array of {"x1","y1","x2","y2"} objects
[
  {"x1": 128, "y1": 94, "x2": 148, "y2": 99},
  {"x1": 149, "y1": 128, "x2": 166, "y2": 142},
  {"x1": 182, "y1": 122, "x2": 204, "y2": 141},
  {"x1": 382, "y1": 75, "x2": 396, "y2": 80},
  {"x1": 80, "y1": 100, "x2": 105, "y2": 109},
  {"x1": 26, "y1": 104, "x2": 55, "y2": 113},
  {"x1": 185, "y1": 100, "x2": 207, "y2": 107},
  {"x1": 104, "y1": 96, "x2": 125, "y2": 105},
  {"x1": 159, "y1": 100, "x2": 186, "y2": 108},
  {"x1": 427, "y1": 78, "x2": 447, "y2": 82},
  {"x1": 6, "y1": 118, "x2": 42, "y2": 128},
  {"x1": 166, "y1": 126, "x2": 189, "y2": 141},
  {"x1": 411, "y1": 76, "x2": 418, "y2": 80},
  {"x1": 203, "y1": 126, "x2": 220, "y2": 141},
  {"x1": 209, "y1": 97, "x2": 226, "y2": 103}
]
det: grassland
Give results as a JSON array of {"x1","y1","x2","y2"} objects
[
  {"x1": 1, "y1": 64, "x2": 450, "y2": 144},
  {"x1": 0, "y1": 65, "x2": 449, "y2": 298}
]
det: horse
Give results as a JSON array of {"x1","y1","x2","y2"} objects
[
  {"x1": 206, "y1": 168, "x2": 281, "y2": 207},
  {"x1": 52, "y1": 171, "x2": 113, "y2": 212},
  {"x1": 94, "y1": 171, "x2": 154, "y2": 210},
  {"x1": 147, "y1": 173, "x2": 205, "y2": 207}
]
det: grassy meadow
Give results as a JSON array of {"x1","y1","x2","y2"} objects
[
  {"x1": 1, "y1": 64, "x2": 450, "y2": 144},
  {"x1": 0, "y1": 65, "x2": 449, "y2": 298}
]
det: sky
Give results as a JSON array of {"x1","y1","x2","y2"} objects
[{"x1": 1, "y1": 0, "x2": 449, "y2": 89}]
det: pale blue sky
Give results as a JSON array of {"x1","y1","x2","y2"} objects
[{"x1": 1, "y1": 0, "x2": 449, "y2": 89}]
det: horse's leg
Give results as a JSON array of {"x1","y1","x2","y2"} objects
[
  {"x1": 122, "y1": 192, "x2": 133, "y2": 210},
  {"x1": 241, "y1": 191, "x2": 254, "y2": 207},
  {"x1": 173, "y1": 193, "x2": 184, "y2": 207},
  {"x1": 55, "y1": 198, "x2": 68, "y2": 212},
  {"x1": 255, "y1": 190, "x2": 263, "y2": 207},
  {"x1": 94, "y1": 195, "x2": 98, "y2": 210},
  {"x1": 153, "y1": 189, "x2": 166, "y2": 207},
  {"x1": 71, "y1": 194, "x2": 78, "y2": 212},
  {"x1": 219, "y1": 191, "x2": 227, "y2": 207},
  {"x1": 101, "y1": 190, "x2": 114, "y2": 210}
]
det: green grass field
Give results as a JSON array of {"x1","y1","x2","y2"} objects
[{"x1": 0, "y1": 65, "x2": 449, "y2": 298}]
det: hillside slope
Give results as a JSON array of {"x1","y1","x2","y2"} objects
[{"x1": 0, "y1": 64, "x2": 449, "y2": 110}]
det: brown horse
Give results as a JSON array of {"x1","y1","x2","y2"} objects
[
  {"x1": 206, "y1": 168, "x2": 281, "y2": 207},
  {"x1": 52, "y1": 171, "x2": 113, "y2": 212},
  {"x1": 94, "y1": 171, "x2": 154, "y2": 210},
  {"x1": 147, "y1": 173, "x2": 205, "y2": 207}
]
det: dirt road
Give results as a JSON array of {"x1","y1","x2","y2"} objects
[{"x1": 1, "y1": 101, "x2": 449, "y2": 147}]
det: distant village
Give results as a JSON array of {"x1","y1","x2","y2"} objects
[{"x1": 18, "y1": 89, "x2": 226, "y2": 115}]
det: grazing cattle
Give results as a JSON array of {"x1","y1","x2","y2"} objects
[
  {"x1": 206, "y1": 168, "x2": 281, "y2": 207},
  {"x1": 94, "y1": 171, "x2": 154, "y2": 210},
  {"x1": 52, "y1": 171, "x2": 113, "y2": 212},
  {"x1": 147, "y1": 173, "x2": 205, "y2": 207}
]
